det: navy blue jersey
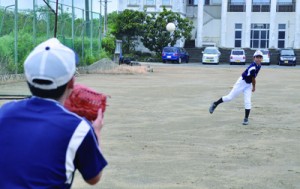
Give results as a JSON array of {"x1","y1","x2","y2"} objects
[
  {"x1": 241, "y1": 62, "x2": 261, "y2": 84},
  {"x1": 0, "y1": 97, "x2": 107, "y2": 189}
]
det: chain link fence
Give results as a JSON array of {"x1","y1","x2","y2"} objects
[{"x1": 0, "y1": 0, "x2": 103, "y2": 74}]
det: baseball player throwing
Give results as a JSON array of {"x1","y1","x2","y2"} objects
[{"x1": 209, "y1": 50, "x2": 263, "y2": 125}]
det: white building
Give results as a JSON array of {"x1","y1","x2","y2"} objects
[{"x1": 117, "y1": 0, "x2": 299, "y2": 49}]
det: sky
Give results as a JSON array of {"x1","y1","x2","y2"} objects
[{"x1": 0, "y1": 0, "x2": 117, "y2": 14}]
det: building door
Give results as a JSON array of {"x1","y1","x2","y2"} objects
[
  {"x1": 250, "y1": 24, "x2": 269, "y2": 49},
  {"x1": 205, "y1": 0, "x2": 210, "y2": 5}
]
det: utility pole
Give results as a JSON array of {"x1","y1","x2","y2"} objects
[
  {"x1": 99, "y1": 0, "x2": 102, "y2": 51},
  {"x1": 33, "y1": 0, "x2": 36, "y2": 45},
  {"x1": 99, "y1": 0, "x2": 110, "y2": 36},
  {"x1": 85, "y1": 0, "x2": 90, "y2": 36},
  {"x1": 14, "y1": 0, "x2": 18, "y2": 73},
  {"x1": 104, "y1": 0, "x2": 107, "y2": 36}
]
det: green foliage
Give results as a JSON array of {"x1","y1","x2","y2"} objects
[
  {"x1": 0, "y1": 35, "x2": 14, "y2": 63},
  {"x1": 0, "y1": 33, "x2": 37, "y2": 73},
  {"x1": 111, "y1": 8, "x2": 193, "y2": 57},
  {"x1": 17, "y1": 31, "x2": 36, "y2": 66},
  {"x1": 110, "y1": 9, "x2": 146, "y2": 54},
  {"x1": 101, "y1": 34, "x2": 116, "y2": 55},
  {"x1": 73, "y1": 38, "x2": 101, "y2": 66},
  {"x1": 107, "y1": 11, "x2": 118, "y2": 35},
  {"x1": 0, "y1": 35, "x2": 14, "y2": 73},
  {"x1": 141, "y1": 7, "x2": 194, "y2": 56},
  {"x1": 0, "y1": 5, "x2": 113, "y2": 72}
]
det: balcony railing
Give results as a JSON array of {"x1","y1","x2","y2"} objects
[
  {"x1": 252, "y1": 3, "x2": 270, "y2": 12},
  {"x1": 227, "y1": 1, "x2": 295, "y2": 13},
  {"x1": 228, "y1": 2, "x2": 246, "y2": 12},
  {"x1": 277, "y1": 2, "x2": 295, "y2": 12}
]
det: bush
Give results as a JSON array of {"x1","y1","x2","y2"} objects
[{"x1": 0, "y1": 33, "x2": 113, "y2": 71}]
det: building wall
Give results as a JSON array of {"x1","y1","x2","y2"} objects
[
  {"x1": 202, "y1": 19, "x2": 221, "y2": 46},
  {"x1": 118, "y1": 0, "x2": 187, "y2": 15},
  {"x1": 118, "y1": 0, "x2": 298, "y2": 49}
]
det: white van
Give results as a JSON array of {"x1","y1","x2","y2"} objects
[{"x1": 202, "y1": 47, "x2": 221, "y2": 64}]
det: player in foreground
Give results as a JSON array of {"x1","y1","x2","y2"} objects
[
  {"x1": 0, "y1": 38, "x2": 107, "y2": 188},
  {"x1": 209, "y1": 50, "x2": 263, "y2": 125}
]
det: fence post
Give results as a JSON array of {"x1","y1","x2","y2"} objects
[{"x1": 14, "y1": 0, "x2": 18, "y2": 74}]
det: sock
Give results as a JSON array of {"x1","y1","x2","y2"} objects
[
  {"x1": 214, "y1": 98, "x2": 223, "y2": 106},
  {"x1": 245, "y1": 109, "x2": 250, "y2": 119}
]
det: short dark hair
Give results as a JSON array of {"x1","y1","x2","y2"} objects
[{"x1": 27, "y1": 80, "x2": 68, "y2": 99}]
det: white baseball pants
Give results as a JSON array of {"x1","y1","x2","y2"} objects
[{"x1": 222, "y1": 77, "x2": 252, "y2": 109}]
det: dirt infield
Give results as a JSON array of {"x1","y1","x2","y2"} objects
[{"x1": 1, "y1": 63, "x2": 300, "y2": 189}]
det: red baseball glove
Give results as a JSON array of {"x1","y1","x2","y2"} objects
[{"x1": 64, "y1": 84, "x2": 108, "y2": 121}]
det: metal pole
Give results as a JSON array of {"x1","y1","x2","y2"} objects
[
  {"x1": 104, "y1": 0, "x2": 107, "y2": 36},
  {"x1": 14, "y1": 0, "x2": 18, "y2": 74},
  {"x1": 90, "y1": 0, "x2": 93, "y2": 56},
  {"x1": 81, "y1": 9, "x2": 85, "y2": 65},
  {"x1": 100, "y1": 0, "x2": 102, "y2": 15},
  {"x1": 54, "y1": 0, "x2": 58, "y2": 37},
  {"x1": 85, "y1": 0, "x2": 90, "y2": 36},
  {"x1": 99, "y1": 13, "x2": 101, "y2": 52},
  {"x1": 72, "y1": 0, "x2": 75, "y2": 48},
  {"x1": 60, "y1": 1, "x2": 64, "y2": 37},
  {"x1": 33, "y1": 0, "x2": 36, "y2": 45},
  {"x1": 99, "y1": 0, "x2": 102, "y2": 51},
  {"x1": 46, "y1": 0, "x2": 49, "y2": 38}
]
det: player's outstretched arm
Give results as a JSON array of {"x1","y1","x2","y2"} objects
[{"x1": 251, "y1": 77, "x2": 256, "y2": 92}]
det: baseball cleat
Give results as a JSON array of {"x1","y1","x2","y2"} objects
[
  {"x1": 242, "y1": 118, "x2": 249, "y2": 125},
  {"x1": 209, "y1": 103, "x2": 217, "y2": 114}
]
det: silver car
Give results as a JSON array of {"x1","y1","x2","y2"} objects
[{"x1": 202, "y1": 47, "x2": 221, "y2": 64}]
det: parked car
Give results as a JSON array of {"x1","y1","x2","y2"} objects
[
  {"x1": 202, "y1": 47, "x2": 221, "y2": 64},
  {"x1": 229, "y1": 48, "x2": 246, "y2": 65},
  {"x1": 278, "y1": 48, "x2": 296, "y2": 66},
  {"x1": 119, "y1": 56, "x2": 134, "y2": 65},
  {"x1": 162, "y1": 47, "x2": 189, "y2": 63},
  {"x1": 257, "y1": 49, "x2": 271, "y2": 65}
]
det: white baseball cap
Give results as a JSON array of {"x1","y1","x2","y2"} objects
[
  {"x1": 24, "y1": 38, "x2": 76, "y2": 90},
  {"x1": 253, "y1": 50, "x2": 263, "y2": 57}
]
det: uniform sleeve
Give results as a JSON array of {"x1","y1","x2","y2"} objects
[
  {"x1": 74, "y1": 129, "x2": 107, "y2": 180},
  {"x1": 250, "y1": 68, "x2": 256, "y2": 77}
]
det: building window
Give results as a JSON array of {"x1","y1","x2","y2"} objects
[
  {"x1": 235, "y1": 23, "x2": 242, "y2": 47},
  {"x1": 188, "y1": 0, "x2": 198, "y2": 5},
  {"x1": 205, "y1": 0, "x2": 221, "y2": 5},
  {"x1": 277, "y1": 0, "x2": 293, "y2": 3},
  {"x1": 129, "y1": 0, "x2": 139, "y2": 5},
  {"x1": 278, "y1": 24, "x2": 286, "y2": 48},
  {"x1": 145, "y1": 0, "x2": 155, "y2": 5},
  {"x1": 277, "y1": 0, "x2": 295, "y2": 12},
  {"x1": 162, "y1": 0, "x2": 171, "y2": 5},
  {"x1": 252, "y1": 0, "x2": 270, "y2": 12},
  {"x1": 250, "y1": 24, "x2": 269, "y2": 48},
  {"x1": 228, "y1": 0, "x2": 246, "y2": 12}
]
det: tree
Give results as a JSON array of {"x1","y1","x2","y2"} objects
[
  {"x1": 141, "y1": 7, "x2": 193, "y2": 56},
  {"x1": 110, "y1": 9, "x2": 146, "y2": 54}
]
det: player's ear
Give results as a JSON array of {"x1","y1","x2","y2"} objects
[{"x1": 66, "y1": 76, "x2": 75, "y2": 89}]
